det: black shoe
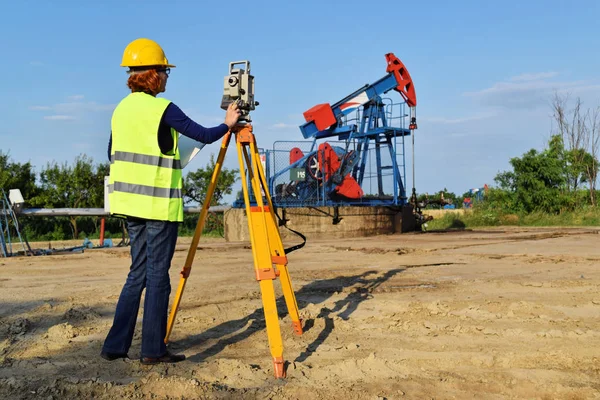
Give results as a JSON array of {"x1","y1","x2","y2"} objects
[
  {"x1": 140, "y1": 350, "x2": 186, "y2": 365},
  {"x1": 101, "y1": 351, "x2": 129, "y2": 361}
]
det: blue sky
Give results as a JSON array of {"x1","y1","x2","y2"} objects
[{"x1": 1, "y1": 0, "x2": 599, "y2": 201}]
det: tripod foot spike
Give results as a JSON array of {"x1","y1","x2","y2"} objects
[
  {"x1": 292, "y1": 320, "x2": 303, "y2": 336},
  {"x1": 273, "y1": 356, "x2": 286, "y2": 378}
]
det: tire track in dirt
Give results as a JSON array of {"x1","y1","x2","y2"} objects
[{"x1": 467, "y1": 252, "x2": 600, "y2": 265}]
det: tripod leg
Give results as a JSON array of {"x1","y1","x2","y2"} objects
[
  {"x1": 265, "y1": 212, "x2": 303, "y2": 335},
  {"x1": 165, "y1": 132, "x2": 232, "y2": 344},
  {"x1": 249, "y1": 141, "x2": 303, "y2": 336},
  {"x1": 258, "y1": 272, "x2": 285, "y2": 378},
  {"x1": 236, "y1": 134, "x2": 286, "y2": 378}
]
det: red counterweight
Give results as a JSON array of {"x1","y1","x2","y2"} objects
[{"x1": 303, "y1": 103, "x2": 337, "y2": 131}]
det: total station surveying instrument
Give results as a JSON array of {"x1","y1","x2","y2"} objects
[{"x1": 164, "y1": 60, "x2": 303, "y2": 378}]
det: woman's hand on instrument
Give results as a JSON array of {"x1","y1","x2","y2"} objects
[{"x1": 225, "y1": 102, "x2": 242, "y2": 129}]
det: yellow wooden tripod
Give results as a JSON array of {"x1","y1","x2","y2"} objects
[{"x1": 164, "y1": 124, "x2": 303, "y2": 378}]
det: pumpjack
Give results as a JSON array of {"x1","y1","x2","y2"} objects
[{"x1": 263, "y1": 53, "x2": 418, "y2": 208}]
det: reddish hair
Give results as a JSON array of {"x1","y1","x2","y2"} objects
[{"x1": 127, "y1": 69, "x2": 162, "y2": 95}]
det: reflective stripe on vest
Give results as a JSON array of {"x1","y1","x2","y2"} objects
[
  {"x1": 111, "y1": 151, "x2": 183, "y2": 170},
  {"x1": 108, "y1": 92, "x2": 184, "y2": 222},
  {"x1": 108, "y1": 182, "x2": 182, "y2": 198}
]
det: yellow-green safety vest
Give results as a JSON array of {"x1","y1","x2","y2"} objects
[{"x1": 108, "y1": 92, "x2": 184, "y2": 222}]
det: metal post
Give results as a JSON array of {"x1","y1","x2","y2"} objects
[
  {"x1": 0, "y1": 214, "x2": 7, "y2": 257},
  {"x1": 410, "y1": 106, "x2": 417, "y2": 203},
  {"x1": 412, "y1": 127, "x2": 415, "y2": 194},
  {"x1": 99, "y1": 218, "x2": 105, "y2": 247}
]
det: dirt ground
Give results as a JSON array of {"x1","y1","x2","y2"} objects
[{"x1": 1, "y1": 227, "x2": 600, "y2": 399}]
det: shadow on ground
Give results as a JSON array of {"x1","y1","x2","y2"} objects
[{"x1": 177, "y1": 269, "x2": 404, "y2": 364}]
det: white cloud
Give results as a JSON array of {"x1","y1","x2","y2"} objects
[
  {"x1": 44, "y1": 115, "x2": 76, "y2": 121},
  {"x1": 509, "y1": 72, "x2": 559, "y2": 82},
  {"x1": 52, "y1": 101, "x2": 115, "y2": 113},
  {"x1": 464, "y1": 72, "x2": 600, "y2": 110},
  {"x1": 465, "y1": 80, "x2": 580, "y2": 97},
  {"x1": 272, "y1": 123, "x2": 296, "y2": 129},
  {"x1": 29, "y1": 96, "x2": 115, "y2": 120}
]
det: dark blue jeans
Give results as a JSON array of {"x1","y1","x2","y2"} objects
[{"x1": 102, "y1": 218, "x2": 179, "y2": 358}]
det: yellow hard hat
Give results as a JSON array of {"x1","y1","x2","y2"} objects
[{"x1": 120, "y1": 38, "x2": 175, "y2": 68}]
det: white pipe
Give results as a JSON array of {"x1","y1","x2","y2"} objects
[{"x1": 16, "y1": 206, "x2": 231, "y2": 217}]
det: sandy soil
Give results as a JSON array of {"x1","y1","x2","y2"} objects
[{"x1": 1, "y1": 227, "x2": 600, "y2": 399}]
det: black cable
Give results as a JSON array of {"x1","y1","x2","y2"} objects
[{"x1": 273, "y1": 207, "x2": 306, "y2": 254}]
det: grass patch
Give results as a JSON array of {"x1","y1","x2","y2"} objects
[{"x1": 425, "y1": 207, "x2": 600, "y2": 230}]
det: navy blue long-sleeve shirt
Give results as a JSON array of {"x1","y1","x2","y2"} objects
[{"x1": 108, "y1": 102, "x2": 228, "y2": 161}]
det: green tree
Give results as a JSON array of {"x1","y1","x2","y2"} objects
[
  {"x1": 0, "y1": 150, "x2": 39, "y2": 202},
  {"x1": 183, "y1": 154, "x2": 239, "y2": 206},
  {"x1": 552, "y1": 93, "x2": 600, "y2": 204},
  {"x1": 33, "y1": 154, "x2": 108, "y2": 239},
  {"x1": 494, "y1": 135, "x2": 570, "y2": 213}
]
